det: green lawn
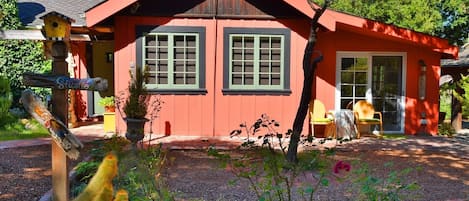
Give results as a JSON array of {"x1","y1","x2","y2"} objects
[
  {"x1": 381, "y1": 133, "x2": 407, "y2": 140},
  {"x1": 0, "y1": 120, "x2": 50, "y2": 141}
]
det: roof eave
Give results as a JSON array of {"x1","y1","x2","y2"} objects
[
  {"x1": 282, "y1": 0, "x2": 336, "y2": 31},
  {"x1": 85, "y1": 0, "x2": 137, "y2": 27},
  {"x1": 329, "y1": 10, "x2": 458, "y2": 59},
  {"x1": 85, "y1": 0, "x2": 458, "y2": 59}
]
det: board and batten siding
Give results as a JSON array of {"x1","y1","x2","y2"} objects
[{"x1": 113, "y1": 16, "x2": 309, "y2": 136}]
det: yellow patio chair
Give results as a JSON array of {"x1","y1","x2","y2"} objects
[
  {"x1": 309, "y1": 99, "x2": 335, "y2": 138},
  {"x1": 353, "y1": 100, "x2": 383, "y2": 138}
]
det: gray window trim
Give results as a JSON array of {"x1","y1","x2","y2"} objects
[
  {"x1": 223, "y1": 27, "x2": 291, "y2": 95},
  {"x1": 136, "y1": 26, "x2": 207, "y2": 94}
]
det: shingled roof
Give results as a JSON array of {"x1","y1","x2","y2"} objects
[{"x1": 17, "y1": 0, "x2": 104, "y2": 27}]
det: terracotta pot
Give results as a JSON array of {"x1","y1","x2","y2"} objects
[
  {"x1": 125, "y1": 118, "x2": 148, "y2": 144},
  {"x1": 104, "y1": 106, "x2": 116, "y2": 112}
]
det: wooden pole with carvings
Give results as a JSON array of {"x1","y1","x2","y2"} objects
[
  {"x1": 41, "y1": 12, "x2": 75, "y2": 201},
  {"x1": 51, "y1": 40, "x2": 70, "y2": 201},
  {"x1": 6, "y1": 11, "x2": 109, "y2": 201}
]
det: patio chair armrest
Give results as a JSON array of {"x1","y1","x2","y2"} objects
[
  {"x1": 374, "y1": 111, "x2": 383, "y2": 121},
  {"x1": 326, "y1": 111, "x2": 335, "y2": 119},
  {"x1": 353, "y1": 111, "x2": 359, "y2": 123}
]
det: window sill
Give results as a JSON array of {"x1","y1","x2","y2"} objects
[{"x1": 222, "y1": 89, "x2": 291, "y2": 95}]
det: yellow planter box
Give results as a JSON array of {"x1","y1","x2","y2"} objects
[{"x1": 103, "y1": 112, "x2": 116, "y2": 133}]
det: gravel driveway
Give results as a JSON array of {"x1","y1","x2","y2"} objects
[{"x1": 0, "y1": 133, "x2": 468, "y2": 201}]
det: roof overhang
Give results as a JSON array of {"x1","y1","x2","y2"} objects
[
  {"x1": 0, "y1": 30, "x2": 91, "y2": 41},
  {"x1": 85, "y1": 0, "x2": 336, "y2": 29},
  {"x1": 328, "y1": 10, "x2": 458, "y2": 59},
  {"x1": 86, "y1": 0, "x2": 458, "y2": 59},
  {"x1": 86, "y1": 0, "x2": 138, "y2": 27},
  {"x1": 281, "y1": 0, "x2": 336, "y2": 31},
  {"x1": 282, "y1": 0, "x2": 457, "y2": 59}
]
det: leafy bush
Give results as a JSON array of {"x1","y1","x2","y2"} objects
[
  {"x1": 351, "y1": 162, "x2": 420, "y2": 201},
  {"x1": 0, "y1": 75, "x2": 12, "y2": 127},
  {"x1": 0, "y1": 40, "x2": 52, "y2": 107},
  {"x1": 210, "y1": 114, "x2": 421, "y2": 200},
  {"x1": 8, "y1": 107, "x2": 28, "y2": 119},
  {"x1": 72, "y1": 136, "x2": 130, "y2": 190},
  {"x1": 210, "y1": 114, "x2": 337, "y2": 201},
  {"x1": 0, "y1": 0, "x2": 52, "y2": 107},
  {"x1": 73, "y1": 153, "x2": 123, "y2": 201},
  {"x1": 115, "y1": 144, "x2": 173, "y2": 201},
  {"x1": 439, "y1": 83, "x2": 452, "y2": 121},
  {"x1": 73, "y1": 161, "x2": 100, "y2": 184},
  {"x1": 72, "y1": 137, "x2": 173, "y2": 201},
  {"x1": 98, "y1": 96, "x2": 115, "y2": 107},
  {"x1": 438, "y1": 123, "x2": 456, "y2": 137}
]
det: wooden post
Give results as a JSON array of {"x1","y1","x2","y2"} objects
[
  {"x1": 51, "y1": 41, "x2": 69, "y2": 201},
  {"x1": 16, "y1": 11, "x2": 106, "y2": 201},
  {"x1": 39, "y1": 12, "x2": 75, "y2": 200}
]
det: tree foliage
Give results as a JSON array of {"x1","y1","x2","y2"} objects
[
  {"x1": 454, "y1": 73, "x2": 469, "y2": 118},
  {"x1": 0, "y1": 75, "x2": 12, "y2": 127},
  {"x1": 314, "y1": 0, "x2": 469, "y2": 45},
  {"x1": 0, "y1": 0, "x2": 21, "y2": 29},
  {"x1": 0, "y1": 0, "x2": 51, "y2": 107}
]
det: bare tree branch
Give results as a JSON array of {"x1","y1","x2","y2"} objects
[{"x1": 286, "y1": 0, "x2": 330, "y2": 163}]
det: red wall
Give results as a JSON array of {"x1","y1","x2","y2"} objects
[
  {"x1": 70, "y1": 42, "x2": 90, "y2": 121},
  {"x1": 314, "y1": 26, "x2": 441, "y2": 135},
  {"x1": 113, "y1": 16, "x2": 310, "y2": 137},
  {"x1": 112, "y1": 16, "x2": 443, "y2": 136}
]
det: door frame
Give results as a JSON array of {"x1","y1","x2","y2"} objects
[{"x1": 335, "y1": 51, "x2": 407, "y2": 133}]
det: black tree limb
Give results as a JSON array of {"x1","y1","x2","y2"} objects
[{"x1": 286, "y1": 0, "x2": 329, "y2": 163}]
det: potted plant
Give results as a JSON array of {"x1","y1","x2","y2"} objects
[
  {"x1": 99, "y1": 96, "x2": 115, "y2": 112},
  {"x1": 98, "y1": 96, "x2": 116, "y2": 133},
  {"x1": 117, "y1": 68, "x2": 150, "y2": 146}
]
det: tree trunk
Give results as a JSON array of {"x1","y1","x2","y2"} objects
[{"x1": 286, "y1": 1, "x2": 329, "y2": 163}]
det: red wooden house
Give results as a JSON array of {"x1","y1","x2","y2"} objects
[{"x1": 82, "y1": 0, "x2": 457, "y2": 136}]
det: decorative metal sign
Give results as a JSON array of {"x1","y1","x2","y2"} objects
[{"x1": 23, "y1": 72, "x2": 108, "y2": 91}]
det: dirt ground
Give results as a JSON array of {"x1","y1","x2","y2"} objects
[
  {"x1": 164, "y1": 148, "x2": 468, "y2": 201},
  {"x1": 0, "y1": 135, "x2": 468, "y2": 201}
]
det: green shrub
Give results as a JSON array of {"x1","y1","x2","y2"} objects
[
  {"x1": 210, "y1": 114, "x2": 336, "y2": 201},
  {"x1": 72, "y1": 139, "x2": 174, "y2": 201},
  {"x1": 115, "y1": 144, "x2": 174, "y2": 201},
  {"x1": 439, "y1": 83, "x2": 452, "y2": 121},
  {"x1": 438, "y1": 123, "x2": 456, "y2": 137},
  {"x1": 98, "y1": 96, "x2": 115, "y2": 107},
  {"x1": 351, "y1": 162, "x2": 420, "y2": 201},
  {"x1": 74, "y1": 161, "x2": 100, "y2": 183},
  {"x1": 0, "y1": 76, "x2": 12, "y2": 127},
  {"x1": 0, "y1": 0, "x2": 52, "y2": 107}
]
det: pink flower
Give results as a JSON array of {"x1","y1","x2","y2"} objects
[{"x1": 333, "y1": 161, "x2": 351, "y2": 174}]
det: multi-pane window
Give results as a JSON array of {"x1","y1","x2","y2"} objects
[
  {"x1": 137, "y1": 26, "x2": 206, "y2": 93},
  {"x1": 230, "y1": 35, "x2": 283, "y2": 89},
  {"x1": 336, "y1": 53, "x2": 405, "y2": 132},
  {"x1": 223, "y1": 28, "x2": 290, "y2": 93},
  {"x1": 339, "y1": 57, "x2": 368, "y2": 108},
  {"x1": 143, "y1": 33, "x2": 198, "y2": 88}
]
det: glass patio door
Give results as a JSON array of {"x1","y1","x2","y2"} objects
[
  {"x1": 371, "y1": 56, "x2": 403, "y2": 131},
  {"x1": 336, "y1": 52, "x2": 405, "y2": 133}
]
